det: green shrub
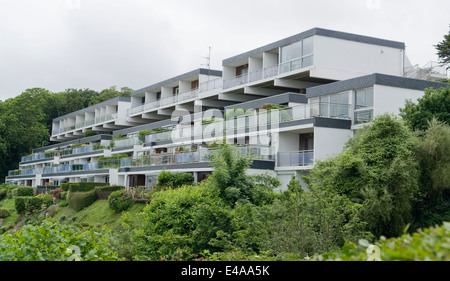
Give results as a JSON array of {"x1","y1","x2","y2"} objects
[
  {"x1": 68, "y1": 190, "x2": 98, "y2": 211},
  {"x1": 36, "y1": 194, "x2": 53, "y2": 208},
  {"x1": 17, "y1": 186, "x2": 34, "y2": 197},
  {"x1": 0, "y1": 219, "x2": 119, "y2": 261},
  {"x1": 46, "y1": 205, "x2": 59, "y2": 218},
  {"x1": 2, "y1": 184, "x2": 19, "y2": 199},
  {"x1": 157, "y1": 170, "x2": 194, "y2": 188},
  {"x1": 315, "y1": 222, "x2": 450, "y2": 261},
  {"x1": 68, "y1": 182, "x2": 109, "y2": 193},
  {"x1": 95, "y1": 185, "x2": 124, "y2": 200},
  {"x1": 28, "y1": 197, "x2": 44, "y2": 212},
  {"x1": 14, "y1": 196, "x2": 30, "y2": 214},
  {"x1": 108, "y1": 190, "x2": 133, "y2": 213},
  {"x1": 0, "y1": 208, "x2": 11, "y2": 218},
  {"x1": 11, "y1": 188, "x2": 19, "y2": 198},
  {"x1": 60, "y1": 183, "x2": 70, "y2": 191},
  {"x1": 0, "y1": 188, "x2": 6, "y2": 200},
  {"x1": 59, "y1": 200, "x2": 68, "y2": 207},
  {"x1": 52, "y1": 188, "x2": 64, "y2": 200}
]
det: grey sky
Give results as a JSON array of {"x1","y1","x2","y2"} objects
[{"x1": 0, "y1": 0, "x2": 449, "y2": 101}]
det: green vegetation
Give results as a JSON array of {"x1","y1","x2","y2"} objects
[
  {"x1": 435, "y1": 27, "x2": 450, "y2": 69},
  {"x1": 108, "y1": 190, "x2": 133, "y2": 213},
  {"x1": 157, "y1": 170, "x2": 194, "y2": 189},
  {"x1": 400, "y1": 87, "x2": 450, "y2": 131},
  {"x1": 315, "y1": 222, "x2": 450, "y2": 261},
  {"x1": 0, "y1": 219, "x2": 118, "y2": 261}
]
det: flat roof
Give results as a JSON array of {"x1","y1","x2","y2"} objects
[
  {"x1": 132, "y1": 68, "x2": 222, "y2": 97},
  {"x1": 223, "y1": 27, "x2": 406, "y2": 66}
]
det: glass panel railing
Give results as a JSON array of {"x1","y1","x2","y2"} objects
[
  {"x1": 113, "y1": 136, "x2": 140, "y2": 148},
  {"x1": 277, "y1": 150, "x2": 314, "y2": 167}
]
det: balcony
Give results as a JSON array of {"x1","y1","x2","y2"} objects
[
  {"x1": 276, "y1": 150, "x2": 314, "y2": 167},
  {"x1": 121, "y1": 145, "x2": 275, "y2": 168},
  {"x1": 8, "y1": 168, "x2": 41, "y2": 177},
  {"x1": 52, "y1": 113, "x2": 118, "y2": 136},
  {"x1": 223, "y1": 59, "x2": 313, "y2": 89},
  {"x1": 129, "y1": 87, "x2": 207, "y2": 117}
]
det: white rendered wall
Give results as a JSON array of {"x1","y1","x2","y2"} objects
[
  {"x1": 277, "y1": 132, "x2": 299, "y2": 152},
  {"x1": 312, "y1": 35, "x2": 404, "y2": 81},
  {"x1": 313, "y1": 127, "x2": 352, "y2": 162},
  {"x1": 373, "y1": 84, "x2": 424, "y2": 117}
]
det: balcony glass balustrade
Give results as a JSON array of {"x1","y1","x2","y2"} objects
[
  {"x1": 277, "y1": 150, "x2": 314, "y2": 167},
  {"x1": 53, "y1": 113, "x2": 118, "y2": 136}
]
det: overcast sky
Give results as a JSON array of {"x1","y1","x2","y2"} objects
[{"x1": 0, "y1": 0, "x2": 449, "y2": 101}]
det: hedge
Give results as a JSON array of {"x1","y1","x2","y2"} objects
[
  {"x1": 95, "y1": 185, "x2": 125, "y2": 200},
  {"x1": 17, "y1": 186, "x2": 34, "y2": 197},
  {"x1": 0, "y1": 188, "x2": 6, "y2": 200},
  {"x1": 14, "y1": 196, "x2": 44, "y2": 214},
  {"x1": 68, "y1": 182, "x2": 109, "y2": 193},
  {"x1": 68, "y1": 190, "x2": 98, "y2": 211},
  {"x1": 0, "y1": 208, "x2": 11, "y2": 218}
]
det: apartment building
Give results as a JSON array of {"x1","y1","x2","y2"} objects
[{"x1": 5, "y1": 27, "x2": 448, "y2": 189}]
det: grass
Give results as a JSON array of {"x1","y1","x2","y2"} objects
[
  {"x1": 53, "y1": 199, "x2": 146, "y2": 232},
  {"x1": 0, "y1": 198, "x2": 19, "y2": 229},
  {"x1": 1, "y1": 196, "x2": 146, "y2": 235}
]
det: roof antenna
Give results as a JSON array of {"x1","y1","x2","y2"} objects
[{"x1": 201, "y1": 46, "x2": 211, "y2": 75}]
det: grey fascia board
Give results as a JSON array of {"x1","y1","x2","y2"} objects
[
  {"x1": 131, "y1": 68, "x2": 222, "y2": 97},
  {"x1": 53, "y1": 96, "x2": 130, "y2": 122},
  {"x1": 306, "y1": 73, "x2": 449, "y2": 98},
  {"x1": 223, "y1": 28, "x2": 405, "y2": 66},
  {"x1": 42, "y1": 169, "x2": 110, "y2": 177}
]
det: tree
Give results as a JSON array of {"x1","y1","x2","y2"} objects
[
  {"x1": 88, "y1": 86, "x2": 132, "y2": 106},
  {"x1": 400, "y1": 87, "x2": 450, "y2": 131},
  {"x1": 307, "y1": 114, "x2": 419, "y2": 238},
  {"x1": 435, "y1": 27, "x2": 450, "y2": 69},
  {"x1": 412, "y1": 119, "x2": 450, "y2": 229}
]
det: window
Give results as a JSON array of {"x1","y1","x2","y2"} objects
[
  {"x1": 191, "y1": 80, "x2": 199, "y2": 90},
  {"x1": 236, "y1": 64, "x2": 249, "y2": 77},
  {"x1": 354, "y1": 87, "x2": 374, "y2": 124},
  {"x1": 156, "y1": 92, "x2": 161, "y2": 100},
  {"x1": 310, "y1": 92, "x2": 350, "y2": 118},
  {"x1": 173, "y1": 86, "x2": 179, "y2": 96},
  {"x1": 280, "y1": 36, "x2": 314, "y2": 73},
  {"x1": 141, "y1": 97, "x2": 145, "y2": 104}
]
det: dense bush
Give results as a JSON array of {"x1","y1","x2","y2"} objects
[
  {"x1": 52, "y1": 188, "x2": 64, "y2": 200},
  {"x1": 68, "y1": 190, "x2": 98, "y2": 211},
  {"x1": 0, "y1": 208, "x2": 11, "y2": 218},
  {"x1": 108, "y1": 190, "x2": 133, "y2": 213},
  {"x1": 315, "y1": 222, "x2": 450, "y2": 261},
  {"x1": 68, "y1": 182, "x2": 109, "y2": 193},
  {"x1": 14, "y1": 196, "x2": 30, "y2": 214},
  {"x1": 96, "y1": 185, "x2": 124, "y2": 200},
  {"x1": 14, "y1": 196, "x2": 44, "y2": 214},
  {"x1": 123, "y1": 182, "x2": 231, "y2": 260},
  {"x1": 0, "y1": 188, "x2": 6, "y2": 200},
  {"x1": 60, "y1": 183, "x2": 70, "y2": 191},
  {"x1": 36, "y1": 194, "x2": 53, "y2": 208},
  {"x1": 307, "y1": 114, "x2": 419, "y2": 238},
  {"x1": 157, "y1": 170, "x2": 194, "y2": 188},
  {"x1": 0, "y1": 219, "x2": 119, "y2": 261},
  {"x1": 16, "y1": 186, "x2": 34, "y2": 197}
]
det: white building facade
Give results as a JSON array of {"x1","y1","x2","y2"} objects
[{"x1": 5, "y1": 28, "x2": 448, "y2": 189}]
